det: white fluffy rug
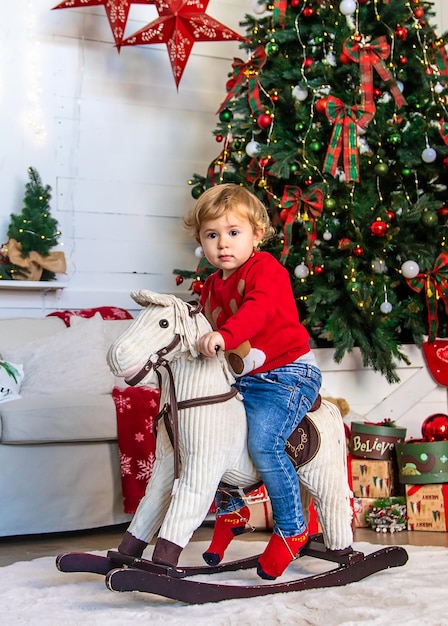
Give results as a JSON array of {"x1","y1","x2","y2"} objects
[{"x1": 1, "y1": 540, "x2": 447, "y2": 626}]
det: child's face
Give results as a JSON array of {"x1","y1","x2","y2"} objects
[{"x1": 198, "y1": 209, "x2": 263, "y2": 279}]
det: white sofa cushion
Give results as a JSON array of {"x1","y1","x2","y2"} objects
[
  {"x1": 0, "y1": 393, "x2": 117, "y2": 443},
  {"x1": 2, "y1": 314, "x2": 114, "y2": 396}
]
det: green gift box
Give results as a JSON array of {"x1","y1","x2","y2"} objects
[
  {"x1": 349, "y1": 422, "x2": 407, "y2": 460},
  {"x1": 396, "y1": 440, "x2": 448, "y2": 484}
]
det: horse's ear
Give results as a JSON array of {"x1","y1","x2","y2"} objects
[{"x1": 131, "y1": 290, "x2": 175, "y2": 308}]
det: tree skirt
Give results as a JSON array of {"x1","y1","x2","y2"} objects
[{"x1": 1, "y1": 540, "x2": 446, "y2": 626}]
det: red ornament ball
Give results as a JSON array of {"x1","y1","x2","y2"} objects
[
  {"x1": 315, "y1": 98, "x2": 327, "y2": 114},
  {"x1": 353, "y1": 245, "x2": 364, "y2": 257},
  {"x1": 215, "y1": 134, "x2": 223, "y2": 143},
  {"x1": 303, "y1": 6, "x2": 315, "y2": 17},
  {"x1": 414, "y1": 7, "x2": 425, "y2": 19},
  {"x1": 421, "y1": 413, "x2": 448, "y2": 442},
  {"x1": 175, "y1": 275, "x2": 184, "y2": 286},
  {"x1": 386, "y1": 210, "x2": 396, "y2": 221},
  {"x1": 370, "y1": 220, "x2": 388, "y2": 237},
  {"x1": 291, "y1": 0, "x2": 301, "y2": 7},
  {"x1": 395, "y1": 26, "x2": 407, "y2": 40},
  {"x1": 358, "y1": 0, "x2": 369, "y2": 4},
  {"x1": 399, "y1": 55, "x2": 408, "y2": 65},
  {"x1": 259, "y1": 156, "x2": 271, "y2": 168},
  {"x1": 192, "y1": 280, "x2": 204, "y2": 295},
  {"x1": 314, "y1": 265, "x2": 324, "y2": 274},
  {"x1": 437, "y1": 206, "x2": 448, "y2": 218},
  {"x1": 304, "y1": 57, "x2": 314, "y2": 69},
  {"x1": 257, "y1": 113, "x2": 272, "y2": 129},
  {"x1": 443, "y1": 157, "x2": 448, "y2": 170}
]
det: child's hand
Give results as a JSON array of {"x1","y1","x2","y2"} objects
[{"x1": 197, "y1": 331, "x2": 225, "y2": 357}]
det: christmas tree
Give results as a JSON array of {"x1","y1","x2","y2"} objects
[
  {"x1": 178, "y1": 0, "x2": 448, "y2": 383},
  {"x1": 2, "y1": 167, "x2": 64, "y2": 281}
]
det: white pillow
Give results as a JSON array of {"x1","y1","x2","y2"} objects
[
  {"x1": 0, "y1": 360, "x2": 24, "y2": 403},
  {"x1": 2, "y1": 314, "x2": 114, "y2": 396}
]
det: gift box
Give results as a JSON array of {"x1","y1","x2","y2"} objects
[
  {"x1": 405, "y1": 484, "x2": 448, "y2": 531},
  {"x1": 245, "y1": 485, "x2": 273, "y2": 530},
  {"x1": 349, "y1": 458, "x2": 396, "y2": 498},
  {"x1": 349, "y1": 421, "x2": 406, "y2": 461},
  {"x1": 396, "y1": 440, "x2": 448, "y2": 484},
  {"x1": 352, "y1": 497, "x2": 376, "y2": 528}
]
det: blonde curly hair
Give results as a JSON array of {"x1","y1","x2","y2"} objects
[{"x1": 183, "y1": 184, "x2": 275, "y2": 242}]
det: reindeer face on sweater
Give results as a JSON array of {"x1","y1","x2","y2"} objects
[{"x1": 106, "y1": 290, "x2": 213, "y2": 388}]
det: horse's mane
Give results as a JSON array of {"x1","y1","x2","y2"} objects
[{"x1": 131, "y1": 289, "x2": 237, "y2": 387}]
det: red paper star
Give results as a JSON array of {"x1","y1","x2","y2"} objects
[
  {"x1": 52, "y1": 0, "x2": 153, "y2": 49},
  {"x1": 121, "y1": 0, "x2": 245, "y2": 88}
]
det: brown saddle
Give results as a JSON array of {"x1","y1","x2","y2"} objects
[{"x1": 286, "y1": 413, "x2": 321, "y2": 470}]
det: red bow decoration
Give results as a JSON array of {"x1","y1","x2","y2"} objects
[
  {"x1": 435, "y1": 46, "x2": 448, "y2": 83},
  {"x1": 440, "y1": 119, "x2": 448, "y2": 146},
  {"x1": 280, "y1": 184, "x2": 325, "y2": 263},
  {"x1": 216, "y1": 46, "x2": 267, "y2": 115},
  {"x1": 206, "y1": 136, "x2": 231, "y2": 186},
  {"x1": 406, "y1": 252, "x2": 448, "y2": 342},
  {"x1": 322, "y1": 96, "x2": 375, "y2": 183},
  {"x1": 273, "y1": 0, "x2": 287, "y2": 26},
  {"x1": 343, "y1": 36, "x2": 407, "y2": 108}
]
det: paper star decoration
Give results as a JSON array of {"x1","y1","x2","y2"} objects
[
  {"x1": 120, "y1": 0, "x2": 245, "y2": 88},
  {"x1": 52, "y1": 0, "x2": 153, "y2": 49}
]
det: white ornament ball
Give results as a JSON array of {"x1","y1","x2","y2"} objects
[
  {"x1": 380, "y1": 301, "x2": 393, "y2": 314},
  {"x1": 252, "y1": 1, "x2": 267, "y2": 14},
  {"x1": 401, "y1": 260, "x2": 420, "y2": 279},
  {"x1": 339, "y1": 0, "x2": 357, "y2": 16},
  {"x1": 294, "y1": 263, "x2": 310, "y2": 279},
  {"x1": 194, "y1": 246, "x2": 204, "y2": 258},
  {"x1": 421, "y1": 147, "x2": 437, "y2": 163},
  {"x1": 397, "y1": 81, "x2": 404, "y2": 93},
  {"x1": 323, "y1": 230, "x2": 332, "y2": 241},
  {"x1": 434, "y1": 82, "x2": 444, "y2": 94},
  {"x1": 372, "y1": 258, "x2": 388, "y2": 274},
  {"x1": 246, "y1": 140, "x2": 261, "y2": 157},
  {"x1": 292, "y1": 86, "x2": 309, "y2": 101}
]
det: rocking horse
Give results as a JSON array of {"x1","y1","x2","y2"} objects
[{"x1": 56, "y1": 290, "x2": 408, "y2": 603}]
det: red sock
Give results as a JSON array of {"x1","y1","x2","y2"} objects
[
  {"x1": 202, "y1": 506, "x2": 250, "y2": 566},
  {"x1": 257, "y1": 528, "x2": 309, "y2": 580}
]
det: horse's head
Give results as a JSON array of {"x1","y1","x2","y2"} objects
[{"x1": 106, "y1": 290, "x2": 213, "y2": 388}]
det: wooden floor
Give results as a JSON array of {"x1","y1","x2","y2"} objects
[{"x1": 0, "y1": 522, "x2": 446, "y2": 568}]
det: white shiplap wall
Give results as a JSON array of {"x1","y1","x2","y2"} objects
[
  {"x1": 0, "y1": 1, "x2": 446, "y2": 318},
  {"x1": 0, "y1": 0, "x2": 253, "y2": 316}
]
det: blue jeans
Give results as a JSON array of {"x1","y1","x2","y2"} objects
[{"x1": 218, "y1": 362, "x2": 322, "y2": 537}]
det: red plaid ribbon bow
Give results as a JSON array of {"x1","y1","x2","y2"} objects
[
  {"x1": 406, "y1": 252, "x2": 448, "y2": 342},
  {"x1": 273, "y1": 0, "x2": 287, "y2": 26},
  {"x1": 280, "y1": 184, "x2": 325, "y2": 263},
  {"x1": 343, "y1": 36, "x2": 407, "y2": 108},
  {"x1": 216, "y1": 46, "x2": 267, "y2": 115},
  {"x1": 440, "y1": 119, "x2": 448, "y2": 146},
  {"x1": 322, "y1": 96, "x2": 375, "y2": 183},
  {"x1": 435, "y1": 46, "x2": 448, "y2": 82}
]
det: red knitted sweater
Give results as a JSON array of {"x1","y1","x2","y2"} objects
[{"x1": 199, "y1": 251, "x2": 311, "y2": 376}]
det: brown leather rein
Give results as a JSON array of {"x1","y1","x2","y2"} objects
[{"x1": 123, "y1": 303, "x2": 238, "y2": 485}]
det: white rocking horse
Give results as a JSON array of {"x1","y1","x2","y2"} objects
[{"x1": 106, "y1": 290, "x2": 353, "y2": 568}]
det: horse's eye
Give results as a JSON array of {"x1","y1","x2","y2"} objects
[{"x1": 159, "y1": 319, "x2": 169, "y2": 328}]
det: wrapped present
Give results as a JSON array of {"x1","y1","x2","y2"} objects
[
  {"x1": 349, "y1": 457, "x2": 396, "y2": 498},
  {"x1": 245, "y1": 485, "x2": 273, "y2": 530},
  {"x1": 396, "y1": 440, "x2": 448, "y2": 484},
  {"x1": 352, "y1": 497, "x2": 376, "y2": 528},
  {"x1": 349, "y1": 421, "x2": 406, "y2": 460},
  {"x1": 406, "y1": 484, "x2": 448, "y2": 531}
]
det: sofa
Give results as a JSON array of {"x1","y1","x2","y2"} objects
[{"x1": 0, "y1": 310, "x2": 136, "y2": 537}]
